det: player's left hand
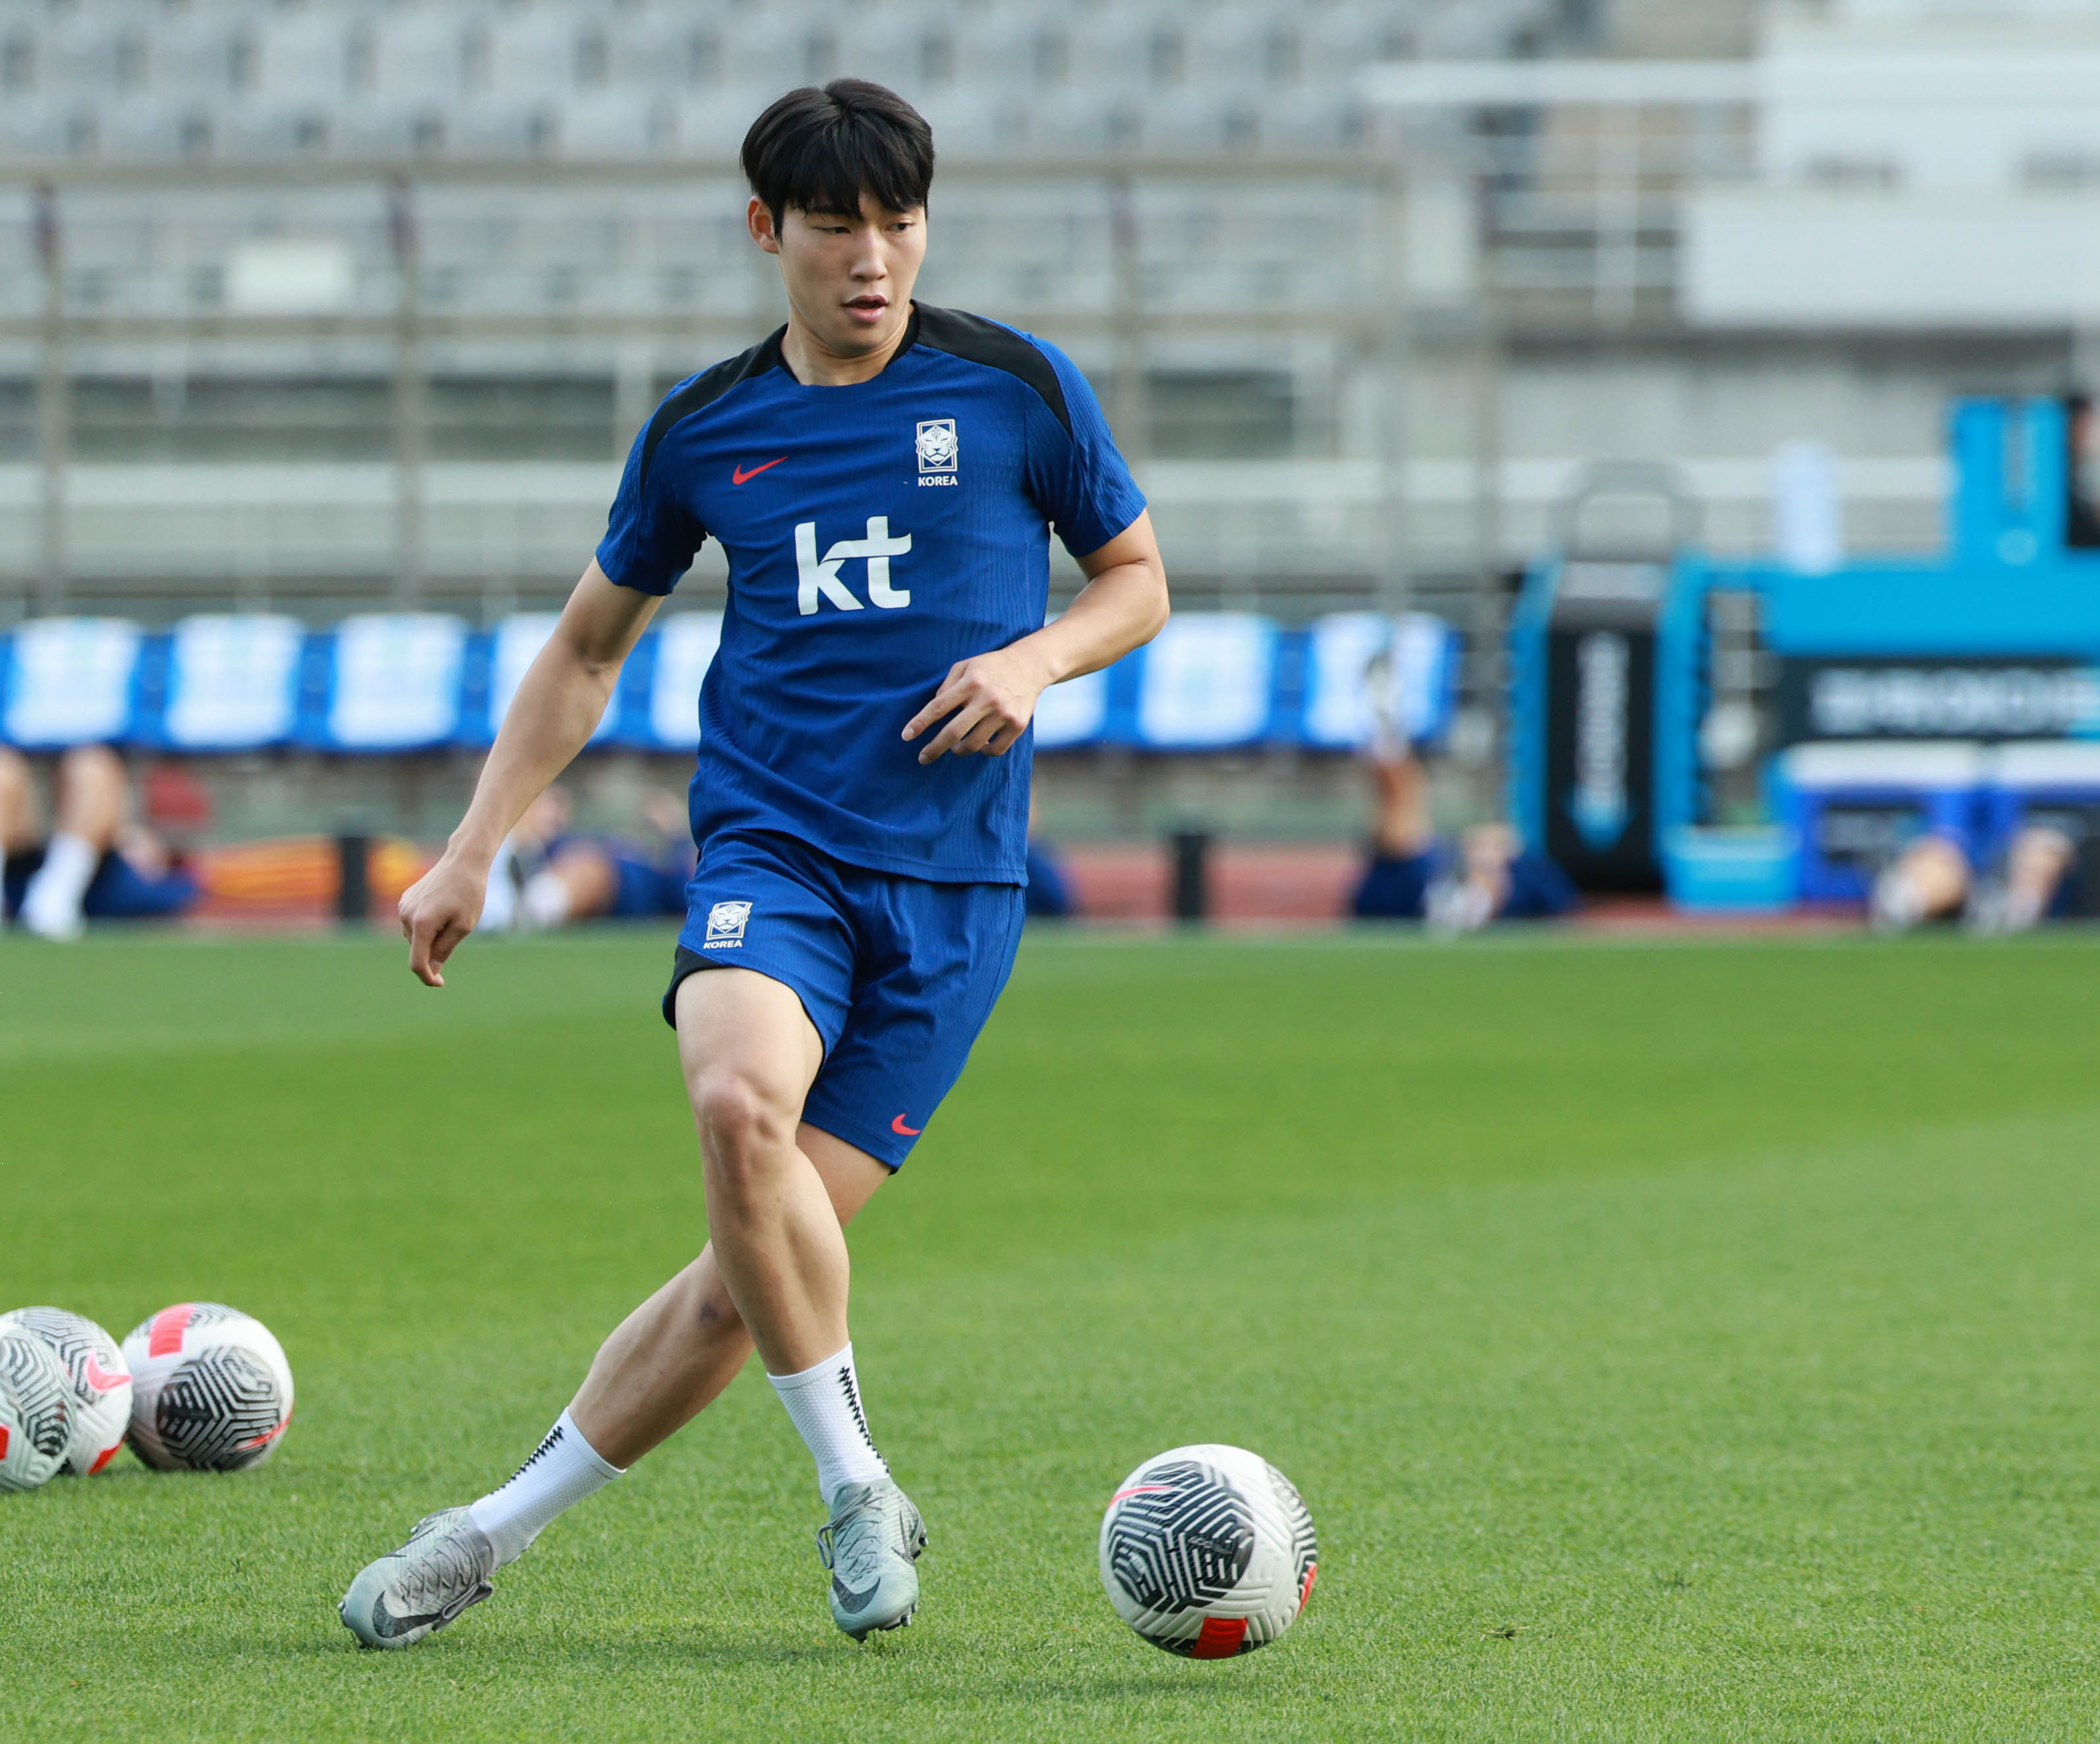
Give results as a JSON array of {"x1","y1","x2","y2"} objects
[{"x1": 902, "y1": 646, "x2": 1050, "y2": 763}]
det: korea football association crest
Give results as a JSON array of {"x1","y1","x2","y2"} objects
[
  {"x1": 916, "y1": 417, "x2": 958, "y2": 486},
  {"x1": 703, "y1": 900, "x2": 751, "y2": 950}
]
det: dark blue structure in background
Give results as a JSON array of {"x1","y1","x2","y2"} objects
[{"x1": 1511, "y1": 397, "x2": 2100, "y2": 900}]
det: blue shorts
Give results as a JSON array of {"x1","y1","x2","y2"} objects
[
  {"x1": 3, "y1": 846, "x2": 198, "y2": 921},
  {"x1": 663, "y1": 830, "x2": 1026, "y2": 1170}
]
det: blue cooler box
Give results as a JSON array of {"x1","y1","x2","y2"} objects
[{"x1": 1662, "y1": 827, "x2": 1800, "y2": 912}]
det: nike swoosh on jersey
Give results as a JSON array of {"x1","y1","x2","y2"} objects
[
  {"x1": 890, "y1": 1114, "x2": 921, "y2": 1136},
  {"x1": 732, "y1": 457, "x2": 787, "y2": 484}
]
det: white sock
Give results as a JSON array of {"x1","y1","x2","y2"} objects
[
  {"x1": 467, "y1": 1409, "x2": 624, "y2": 1567},
  {"x1": 479, "y1": 841, "x2": 519, "y2": 931},
  {"x1": 519, "y1": 869, "x2": 573, "y2": 929},
  {"x1": 769, "y1": 1343, "x2": 889, "y2": 1507},
  {"x1": 20, "y1": 832, "x2": 98, "y2": 939}
]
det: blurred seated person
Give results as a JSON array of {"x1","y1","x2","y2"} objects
[
  {"x1": 1024, "y1": 795, "x2": 1072, "y2": 919},
  {"x1": 481, "y1": 784, "x2": 695, "y2": 931},
  {"x1": 1870, "y1": 823, "x2": 2082, "y2": 934},
  {"x1": 1, "y1": 745, "x2": 199, "y2": 941},
  {"x1": 2068, "y1": 393, "x2": 2100, "y2": 550},
  {"x1": 1350, "y1": 747, "x2": 1577, "y2": 931}
]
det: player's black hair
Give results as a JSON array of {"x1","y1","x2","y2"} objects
[{"x1": 741, "y1": 80, "x2": 935, "y2": 225}]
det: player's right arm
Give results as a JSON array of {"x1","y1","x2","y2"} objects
[{"x1": 399, "y1": 560, "x2": 660, "y2": 986}]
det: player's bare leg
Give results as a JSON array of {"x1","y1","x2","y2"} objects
[
  {"x1": 568, "y1": 1120, "x2": 888, "y2": 1467},
  {"x1": 15, "y1": 745, "x2": 125, "y2": 941},
  {"x1": 344, "y1": 966, "x2": 920, "y2": 1648},
  {"x1": 662, "y1": 966, "x2": 925, "y2": 1637},
  {"x1": 0, "y1": 747, "x2": 40, "y2": 856},
  {"x1": 1971, "y1": 824, "x2": 2078, "y2": 935},
  {"x1": 672, "y1": 968, "x2": 858, "y2": 1368},
  {"x1": 1871, "y1": 832, "x2": 1971, "y2": 933}
]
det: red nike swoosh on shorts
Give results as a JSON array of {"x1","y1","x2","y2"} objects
[
  {"x1": 82, "y1": 1354, "x2": 127, "y2": 1393},
  {"x1": 732, "y1": 457, "x2": 786, "y2": 484},
  {"x1": 890, "y1": 1114, "x2": 921, "y2": 1136}
]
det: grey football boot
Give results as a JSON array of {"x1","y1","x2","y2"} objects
[
  {"x1": 815, "y1": 1478, "x2": 927, "y2": 1640},
  {"x1": 339, "y1": 1507, "x2": 497, "y2": 1649}
]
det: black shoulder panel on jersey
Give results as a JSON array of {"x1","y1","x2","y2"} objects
[
  {"x1": 910, "y1": 305, "x2": 1072, "y2": 440},
  {"x1": 637, "y1": 328, "x2": 787, "y2": 490}
]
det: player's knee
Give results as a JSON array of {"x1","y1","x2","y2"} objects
[{"x1": 690, "y1": 1069, "x2": 796, "y2": 1171}]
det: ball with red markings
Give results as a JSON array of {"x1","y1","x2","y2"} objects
[
  {"x1": 121, "y1": 1303, "x2": 294, "y2": 1473},
  {"x1": 0, "y1": 1329, "x2": 74, "y2": 1493},
  {"x1": 1099, "y1": 1443, "x2": 1317, "y2": 1657},
  {"x1": 0, "y1": 1308, "x2": 132, "y2": 1475}
]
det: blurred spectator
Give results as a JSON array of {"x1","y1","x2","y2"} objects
[
  {"x1": 1024, "y1": 841, "x2": 1072, "y2": 919},
  {"x1": 481, "y1": 784, "x2": 693, "y2": 930},
  {"x1": 1349, "y1": 747, "x2": 1576, "y2": 931},
  {"x1": 1024, "y1": 795, "x2": 1072, "y2": 918},
  {"x1": 2068, "y1": 393, "x2": 2100, "y2": 550},
  {"x1": 1871, "y1": 825, "x2": 2083, "y2": 934},
  {"x1": 0, "y1": 746, "x2": 199, "y2": 940}
]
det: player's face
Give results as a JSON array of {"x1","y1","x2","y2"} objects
[{"x1": 750, "y1": 196, "x2": 926, "y2": 359}]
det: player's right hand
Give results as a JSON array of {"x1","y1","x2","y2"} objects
[{"x1": 398, "y1": 852, "x2": 489, "y2": 987}]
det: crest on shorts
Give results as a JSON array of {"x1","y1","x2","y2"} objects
[
  {"x1": 916, "y1": 418, "x2": 958, "y2": 474},
  {"x1": 705, "y1": 900, "x2": 751, "y2": 944}
]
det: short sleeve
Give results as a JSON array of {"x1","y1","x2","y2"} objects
[
  {"x1": 1022, "y1": 339, "x2": 1148, "y2": 560},
  {"x1": 595, "y1": 395, "x2": 707, "y2": 596}
]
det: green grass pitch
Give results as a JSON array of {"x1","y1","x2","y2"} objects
[{"x1": 5, "y1": 927, "x2": 2100, "y2": 1741}]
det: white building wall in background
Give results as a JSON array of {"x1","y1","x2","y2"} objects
[
  {"x1": 1685, "y1": 2, "x2": 2100, "y2": 328},
  {"x1": 1683, "y1": 189, "x2": 2100, "y2": 326}
]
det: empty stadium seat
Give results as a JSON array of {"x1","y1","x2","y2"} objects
[
  {"x1": 1301, "y1": 610, "x2": 1458, "y2": 750},
  {"x1": 1134, "y1": 612, "x2": 1279, "y2": 748},
  {"x1": 1033, "y1": 667, "x2": 1111, "y2": 749},
  {"x1": 316, "y1": 612, "x2": 470, "y2": 751},
  {"x1": 481, "y1": 612, "x2": 618, "y2": 746},
  {"x1": 158, "y1": 613, "x2": 306, "y2": 751},
  {"x1": 0, "y1": 608, "x2": 1453, "y2": 757},
  {"x1": 1, "y1": 618, "x2": 143, "y2": 749},
  {"x1": 639, "y1": 610, "x2": 723, "y2": 751}
]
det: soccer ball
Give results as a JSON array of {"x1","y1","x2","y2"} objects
[
  {"x1": 0, "y1": 1329, "x2": 74, "y2": 1493},
  {"x1": 121, "y1": 1303, "x2": 294, "y2": 1472},
  {"x1": 0, "y1": 1308, "x2": 132, "y2": 1475},
  {"x1": 1099, "y1": 1443, "x2": 1318, "y2": 1658}
]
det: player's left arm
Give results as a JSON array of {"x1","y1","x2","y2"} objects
[{"x1": 902, "y1": 511, "x2": 1169, "y2": 763}]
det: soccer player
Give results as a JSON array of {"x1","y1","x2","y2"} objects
[
  {"x1": 0, "y1": 745, "x2": 198, "y2": 940},
  {"x1": 477, "y1": 784, "x2": 695, "y2": 931},
  {"x1": 339, "y1": 80, "x2": 1167, "y2": 1649},
  {"x1": 1869, "y1": 822, "x2": 2084, "y2": 934},
  {"x1": 1349, "y1": 745, "x2": 1576, "y2": 931}
]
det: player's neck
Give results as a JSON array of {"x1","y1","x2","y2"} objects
[{"x1": 778, "y1": 303, "x2": 914, "y2": 388}]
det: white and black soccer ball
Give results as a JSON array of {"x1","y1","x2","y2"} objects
[
  {"x1": 1099, "y1": 1443, "x2": 1318, "y2": 1658},
  {"x1": 121, "y1": 1303, "x2": 294, "y2": 1473},
  {"x1": 0, "y1": 1329, "x2": 74, "y2": 1493},
  {"x1": 0, "y1": 1308, "x2": 132, "y2": 1475}
]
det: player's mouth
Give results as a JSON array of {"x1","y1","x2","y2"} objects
[{"x1": 844, "y1": 295, "x2": 889, "y2": 325}]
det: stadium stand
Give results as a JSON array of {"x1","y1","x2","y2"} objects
[
  {"x1": 0, "y1": 0, "x2": 1558, "y2": 165},
  {"x1": 0, "y1": 608, "x2": 1461, "y2": 757}
]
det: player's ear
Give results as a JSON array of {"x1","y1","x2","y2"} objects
[{"x1": 747, "y1": 195, "x2": 781, "y2": 256}]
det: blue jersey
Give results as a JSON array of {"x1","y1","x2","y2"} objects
[{"x1": 597, "y1": 305, "x2": 1146, "y2": 884}]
